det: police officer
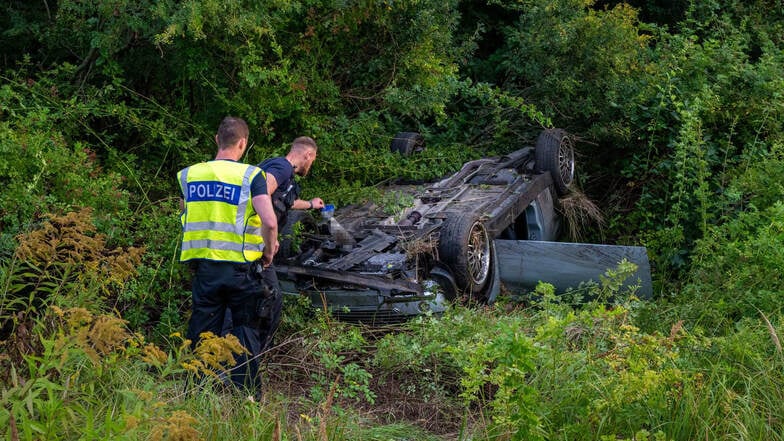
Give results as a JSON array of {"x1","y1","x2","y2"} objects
[
  {"x1": 177, "y1": 116, "x2": 278, "y2": 393},
  {"x1": 250, "y1": 136, "x2": 324, "y2": 351},
  {"x1": 259, "y1": 136, "x2": 325, "y2": 226},
  {"x1": 221, "y1": 136, "x2": 324, "y2": 352}
]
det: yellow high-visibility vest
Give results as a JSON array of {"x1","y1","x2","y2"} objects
[{"x1": 177, "y1": 160, "x2": 265, "y2": 263}]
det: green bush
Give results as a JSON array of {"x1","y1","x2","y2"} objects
[
  {"x1": 0, "y1": 88, "x2": 130, "y2": 255},
  {"x1": 677, "y1": 201, "x2": 784, "y2": 333},
  {"x1": 657, "y1": 139, "x2": 784, "y2": 333},
  {"x1": 372, "y1": 269, "x2": 697, "y2": 439}
]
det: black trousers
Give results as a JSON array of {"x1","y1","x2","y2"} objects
[
  {"x1": 186, "y1": 260, "x2": 280, "y2": 392},
  {"x1": 253, "y1": 266, "x2": 282, "y2": 352},
  {"x1": 219, "y1": 266, "x2": 282, "y2": 353}
]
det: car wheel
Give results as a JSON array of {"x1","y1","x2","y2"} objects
[
  {"x1": 390, "y1": 132, "x2": 425, "y2": 156},
  {"x1": 437, "y1": 212, "x2": 494, "y2": 301},
  {"x1": 535, "y1": 128, "x2": 575, "y2": 196},
  {"x1": 276, "y1": 210, "x2": 318, "y2": 262}
]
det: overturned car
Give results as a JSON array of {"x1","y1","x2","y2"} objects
[{"x1": 274, "y1": 129, "x2": 651, "y2": 323}]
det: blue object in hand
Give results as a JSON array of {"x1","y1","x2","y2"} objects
[{"x1": 321, "y1": 204, "x2": 335, "y2": 219}]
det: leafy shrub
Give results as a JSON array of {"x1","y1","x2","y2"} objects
[
  {"x1": 0, "y1": 86, "x2": 131, "y2": 255},
  {"x1": 656, "y1": 139, "x2": 784, "y2": 333},
  {"x1": 531, "y1": 301, "x2": 690, "y2": 439},
  {"x1": 677, "y1": 201, "x2": 784, "y2": 333},
  {"x1": 0, "y1": 303, "x2": 271, "y2": 441},
  {"x1": 0, "y1": 208, "x2": 144, "y2": 368},
  {"x1": 305, "y1": 314, "x2": 377, "y2": 405},
  {"x1": 611, "y1": 2, "x2": 784, "y2": 272},
  {"x1": 499, "y1": 1, "x2": 651, "y2": 126},
  {"x1": 373, "y1": 306, "x2": 543, "y2": 439},
  {"x1": 372, "y1": 263, "x2": 699, "y2": 439}
]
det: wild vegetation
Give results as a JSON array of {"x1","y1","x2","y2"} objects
[{"x1": 2, "y1": 0, "x2": 783, "y2": 439}]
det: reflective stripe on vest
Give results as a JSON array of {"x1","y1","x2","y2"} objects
[{"x1": 178, "y1": 161, "x2": 265, "y2": 263}]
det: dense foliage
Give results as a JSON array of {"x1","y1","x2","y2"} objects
[{"x1": 2, "y1": 0, "x2": 784, "y2": 439}]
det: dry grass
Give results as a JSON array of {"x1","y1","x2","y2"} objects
[
  {"x1": 559, "y1": 188, "x2": 605, "y2": 242},
  {"x1": 400, "y1": 235, "x2": 438, "y2": 258},
  {"x1": 759, "y1": 309, "x2": 782, "y2": 354}
]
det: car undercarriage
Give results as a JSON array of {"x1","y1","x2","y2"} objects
[{"x1": 274, "y1": 129, "x2": 651, "y2": 323}]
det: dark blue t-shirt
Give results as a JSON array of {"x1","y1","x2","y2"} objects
[
  {"x1": 258, "y1": 157, "x2": 298, "y2": 223},
  {"x1": 258, "y1": 157, "x2": 294, "y2": 194},
  {"x1": 250, "y1": 171, "x2": 266, "y2": 197}
]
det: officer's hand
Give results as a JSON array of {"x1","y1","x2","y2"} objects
[
  {"x1": 262, "y1": 240, "x2": 279, "y2": 267},
  {"x1": 310, "y1": 198, "x2": 325, "y2": 210},
  {"x1": 261, "y1": 246, "x2": 275, "y2": 267}
]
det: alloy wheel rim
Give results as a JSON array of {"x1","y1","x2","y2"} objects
[
  {"x1": 558, "y1": 135, "x2": 575, "y2": 186},
  {"x1": 467, "y1": 222, "x2": 491, "y2": 287}
]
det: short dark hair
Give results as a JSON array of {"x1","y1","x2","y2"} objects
[
  {"x1": 216, "y1": 117, "x2": 249, "y2": 149},
  {"x1": 291, "y1": 136, "x2": 317, "y2": 152}
]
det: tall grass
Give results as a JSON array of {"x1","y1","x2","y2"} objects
[{"x1": 3, "y1": 211, "x2": 784, "y2": 440}]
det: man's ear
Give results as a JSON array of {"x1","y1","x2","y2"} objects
[{"x1": 214, "y1": 134, "x2": 220, "y2": 147}]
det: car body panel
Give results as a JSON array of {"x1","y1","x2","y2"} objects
[{"x1": 495, "y1": 240, "x2": 653, "y2": 298}]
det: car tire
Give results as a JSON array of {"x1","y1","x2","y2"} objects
[
  {"x1": 437, "y1": 212, "x2": 494, "y2": 301},
  {"x1": 535, "y1": 128, "x2": 575, "y2": 196},
  {"x1": 390, "y1": 132, "x2": 425, "y2": 156}
]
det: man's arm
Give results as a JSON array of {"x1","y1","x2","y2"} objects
[
  {"x1": 291, "y1": 198, "x2": 325, "y2": 210},
  {"x1": 265, "y1": 172, "x2": 279, "y2": 196},
  {"x1": 252, "y1": 194, "x2": 278, "y2": 266}
]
